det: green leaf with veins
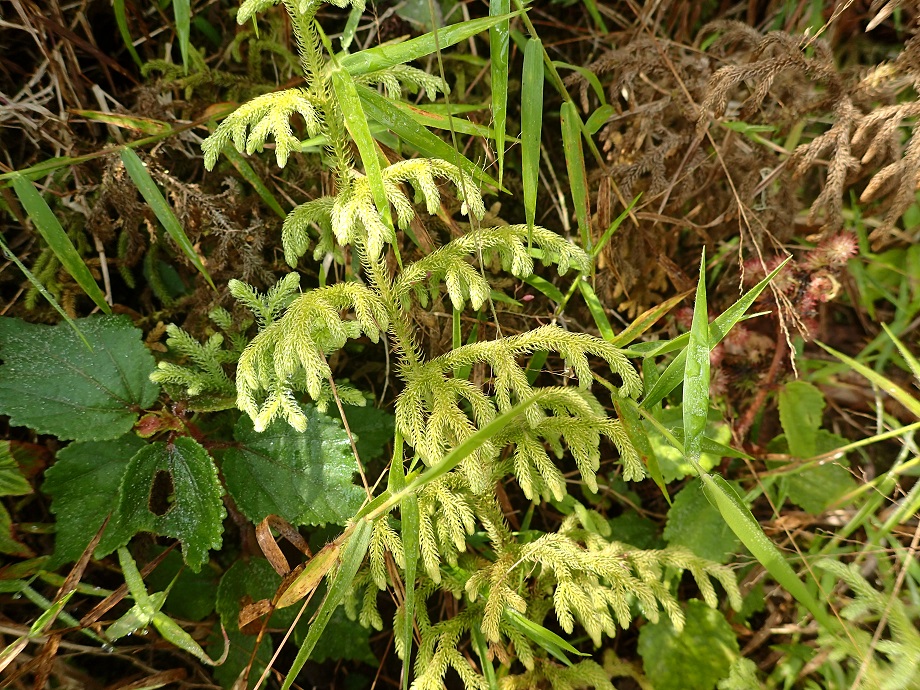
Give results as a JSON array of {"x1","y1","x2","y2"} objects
[
  {"x1": 663, "y1": 478, "x2": 741, "y2": 563},
  {"x1": 768, "y1": 431, "x2": 855, "y2": 514},
  {"x1": 639, "y1": 600, "x2": 740, "y2": 690},
  {"x1": 0, "y1": 443, "x2": 31, "y2": 496},
  {"x1": 644, "y1": 406, "x2": 730, "y2": 483},
  {"x1": 216, "y1": 558, "x2": 296, "y2": 631},
  {"x1": 0, "y1": 316, "x2": 159, "y2": 441},
  {"x1": 778, "y1": 380, "x2": 825, "y2": 458},
  {"x1": 96, "y1": 437, "x2": 225, "y2": 571},
  {"x1": 43, "y1": 434, "x2": 146, "y2": 567},
  {"x1": 338, "y1": 404, "x2": 395, "y2": 462},
  {"x1": 222, "y1": 406, "x2": 364, "y2": 527}
]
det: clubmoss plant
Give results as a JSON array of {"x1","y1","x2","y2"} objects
[{"x1": 161, "y1": 0, "x2": 745, "y2": 686}]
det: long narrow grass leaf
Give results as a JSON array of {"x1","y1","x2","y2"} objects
[
  {"x1": 281, "y1": 519, "x2": 374, "y2": 690},
  {"x1": 881, "y1": 323, "x2": 920, "y2": 383},
  {"x1": 503, "y1": 608, "x2": 587, "y2": 666},
  {"x1": 113, "y1": 0, "x2": 142, "y2": 67},
  {"x1": 120, "y1": 149, "x2": 216, "y2": 290},
  {"x1": 222, "y1": 145, "x2": 286, "y2": 219},
  {"x1": 698, "y1": 473, "x2": 837, "y2": 631},
  {"x1": 610, "y1": 289, "x2": 691, "y2": 347},
  {"x1": 332, "y1": 69, "x2": 395, "y2": 236},
  {"x1": 11, "y1": 175, "x2": 111, "y2": 314},
  {"x1": 614, "y1": 397, "x2": 669, "y2": 503},
  {"x1": 578, "y1": 279, "x2": 614, "y2": 341},
  {"x1": 522, "y1": 38, "x2": 544, "y2": 233},
  {"x1": 357, "y1": 85, "x2": 502, "y2": 190},
  {"x1": 816, "y1": 340, "x2": 920, "y2": 419},
  {"x1": 683, "y1": 250, "x2": 709, "y2": 463},
  {"x1": 560, "y1": 102, "x2": 591, "y2": 251},
  {"x1": 592, "y1": 194, "x2": 639, "y2": 259},
  {"x1": 174, "y1": 0, "x2": 191, "y2": 73},
  {"x1": 0, "y1": 236, "x2": 89, "y2": 347},
  {"x1": 489, "y1": 0, "x2": 510, "y2": 185},
  {"x1": 641, "y1": 258, "x2": 790, "y2": 409},
  {"x1": 340, "y1": 12, "x2": 521, "y2": 75}
]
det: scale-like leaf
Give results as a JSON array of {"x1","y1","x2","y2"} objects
[
  {"x1": 43, "y1": 435, "x2": 146, "y2": 566},
  {"x1": 97, "y1": 437, "x2": 225, "y2": 571},
  {"x1": 222, "y1": 406, "x2": 364, "y2": 527},
  {"x1": 0, "y1": 316, "x2": 159, "y2": 441}
]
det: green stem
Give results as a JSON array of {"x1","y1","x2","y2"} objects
[{"x1": 365, "y1": 249, "x2": 421, "y2": 369}]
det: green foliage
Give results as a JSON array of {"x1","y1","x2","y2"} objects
[
  {"x1": 0, "y1": 442, "x2": 32, "y2": 557},
  {"x1": 775, "y1": 381, "x2": 855, "y2": 513},
  {"x1": 664, "y1": 479, "x2": 741, "y2": 564},
  {"x1": 0, "y1": 316, "x2": 159, "y2": 441},
  {"x1": 97, "y1": 437, "x2": 226, "y2": 571},
  {"x1": 43, "y1": 435, "x2": 146, "y2": 566},
  {"x1": 638, "y1": 600, "x2": 740, "y2": 690},
  {"x1": 221, "y1": 405, "x2": 364, "y2": 525}
]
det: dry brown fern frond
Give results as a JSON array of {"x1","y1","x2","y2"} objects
[{"x1": 791, "y1": 96, "x2": 862, "y2": 231}]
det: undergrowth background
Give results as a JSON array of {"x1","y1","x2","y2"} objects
[{"x1": 1, "y1": 0, "x2": 920, "y2": 689}]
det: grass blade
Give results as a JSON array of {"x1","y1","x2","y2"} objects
[
  {"x1": 340, "y1": 12, "x2": 521, "y2": 75},
  {"x1": 10, "y1": 175, "x2": 111, "y2": 314},
  {"x1": 614, "y1": 397, "x2": 669, "y2": 504},
  {"x1": 221, "y1": 145, "x2": 286, "y2": 219},
  {"x1": 357, "y1": 85, "x2": 503, "y2": 190},
  {"x1": 610, "y1": 288, "x2": 692, "y2": 347},
  {"x1": 816, "y1": 340, "x2": 920, "y2": 419},
  {"x1": 0, "y1": 236, "x2": 89, "y2": 346},
  {"x1": 578, "y1": 279, "x2": 614, "y2": 341},
  {"x1": 489, "y1": 0, "x2": 510, "y2": 185},
  {"x1": 683, "y1": 249, "x2": 709, "y2": 464},
  {"x1": 592, "y1": 194, "x2": 639, "y2": 259},
  {"x1": 641, "y1": 257, "x2": 790, "y2": 409},
  {"x1": 560, "y1": 102, "x2": 591, "y2": 251},
  {"x1": 522, "y1": 38, "x2": 544, "y2": 234},
  {"x1": 113, "y1": 0, "x2": 142, "y2": 68},
  {"x1": 503, "y1": 608, "x2": 588, "y2": 666},
  {"x1": 387, "y1": 437, "x2": 418, "y2": 690},
  {"x1": 120, "y1": 149, "x2": 216, "y2": 290},
  {"x1": 281, "y1": 519, "x2": 374, "y2": 690},
  {"x1": 881, "y1": 322, "x2": 920, "y2": 383},
  {"x1": 331, "y1": 70, "x2": 394, "y2": 234},
  {"x1": 174, "y1": 0, "x2": 191, "y2": 74}
]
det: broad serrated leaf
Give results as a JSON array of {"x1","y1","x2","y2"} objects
[
  {"x1": 0, "y1": 442, "x2": 31, "y2": 496},
  {"x1": 339, "y1": 404, "x2": 395, "y2": 462},
  {"x1": 638, "y1": 600, "x2": 739, "y2": 690},
  {"x1": 0, "y1": 316, "x2": 159, "y2": 441},
  {"x1": 97, "y1": 437, "x2": 225, "y2": 571},
  {"x1": 769, "y1": 430, "x2": 855, "y2": 514},
  {"x1": 222, "y1": 407, "x2": 363, "y2": 527},
  {"x1": 216, "y1": 558, "x2": 294, "y2": 631},
  {"x1": 778, "y1": 380, "x2": 825, "y2": 458},
  {"x1": 663, "y1": 479, "x2": 740, "y2": 563},
  {"x1": 43, "y1": 434, "x2": 146, "y2": 566}
]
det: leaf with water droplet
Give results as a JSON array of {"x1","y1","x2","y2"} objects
[
  {"x1": 0, "y1": 316, "x2": 159, "y2": 441},
  {"x1": 96, "y1": 438, "x2": 225, "y2": 571},
  {"x1": 222, "y1": 405, "x2": 363, "y2": 527},
  {"x1": 43, "y1": 434, "x2": 146, "y2": 567}
]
